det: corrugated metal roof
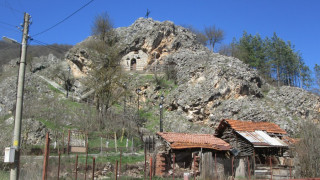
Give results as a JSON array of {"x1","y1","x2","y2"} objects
[
  {"x1": 237, "y1": 130, "x2": 288, "y2": 147},
  {"x1": 157, "y1": 132, "x2": 231, "y2": 151}
]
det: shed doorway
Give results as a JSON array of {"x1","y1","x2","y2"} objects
[{"x1": 130, "y1": 58, "x2": 136, "y2": 71}]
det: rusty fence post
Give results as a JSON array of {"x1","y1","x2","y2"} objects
[
  {"x1": 92, "y1": 157, "x2": 95, "y2": 180},
  {"x1": 67, "y1": 130, "x2": 71, "y2": 155},
  {"x1": 270, "y1": 156, "x2": 273, "y2": 180},
  {"x1": 115, "y1": 160, "x2": 118, "y2": 180},
  {"x1": 42, "y1": 132, "x2": 50, "y2": 180},
  {"x1": 84, "y1": 144, "x2": 88, "y2": 180},
  {"x1": 149, "y1": 157, "x2": 152, "y2": 180},
  {"x1": 75, "y1": 154, "x2": 78, "y2": 180},
  {"x1": 57, "y1": 151, "x2": 61, "y2": 180},
  {"x1": 144, "y1": 145, "x2": 147, "y2": 180},
  {"x1": 172, "y1": 153, "x2": 175, "y2": 180}
]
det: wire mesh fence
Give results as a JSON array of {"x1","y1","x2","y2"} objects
[{"x1": 0, "y1": 130, "x2": 146, "y2": 180}]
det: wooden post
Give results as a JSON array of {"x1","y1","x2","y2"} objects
[
  {"x1": 119, "y1": 150, "x2": 122, "y2": 179},
  {"x1": 62, "y1": 131, "x2": 65, "y2": 154},
  {"x1": 42, "y1": 132, "x2": 50, "y2": 180},
  {"x1": 172, "y1": 153, "x2": 175, "y2": 180},
  {"x1": 57, "y1": 152, "x2": 61, "y2": 180},
  {"x1": 290, "y1": 165, "x2": 292, "y2": 179},
  {"x1": 144, "y1": 145, "x2": 147, "y2": 180},
  {"x1": 232, "y1": 156, "x2": 234, "y2": 180},
  {"x1": 84, "y1": 143, "x2": 88, "y2": 180},
  {"x1": 193, "y1": 153, "x2": 196, "y2": 180},
  {"x1": 149, "y1": 157, "x2": 152, "y2": 180},
  {"x1": 247, "y1": 156, "x2": 251, "y2": 180},
  {"x1": 152, "y1": 136, "x2": 155, "y2": 152},
  {"x1": 148, "y1": 136, "x2": 151, "y2": 152},
  {"x1": 253, "y1": 151, "x2": 255, "y2": 177},
  {"x1": 75, "y1": 155, "x2": 78, "y2": 180},
  {"x1": 270, "y1": 156, "x2": 272, "y2": 180},
  {"x1": 92, "y1": 157, "x2": 95, "y2": 180},
  {"x1": 86, "y1": 133, "x2": 89, "y2": 153},
  {"x1": 114, "y1": 132, "x2": 118, "y2": 153},
  {"x1": 115, "y1": 160, "x2": 118, "y2": 180},
  {"x1": 214, "y1": 153, "x2": 217, "y2": 179},
  {"x1": 67, "y1": 130, "x2": 71, "y2": 154}
]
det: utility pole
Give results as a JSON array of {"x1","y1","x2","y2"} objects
[{"x1": 10, "y1": 12, "x2": 30, "y2": 180}]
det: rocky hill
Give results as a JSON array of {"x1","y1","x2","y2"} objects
[
  {"x1": 66, "y1": 18, "x2": 319, "y2": 134},
  {"x1": 0, "y1": 18, "x2": 319, "y2": 151}
]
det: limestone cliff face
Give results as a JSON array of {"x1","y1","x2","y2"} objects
[
  {"x1": 162, "y1": 48, "x2": 319, "y2": 134},
  {"x1": 63, "y1": 18, "x2": 319, "y2": 134},
  {"x1": 65, "y1": 18, "x2": 205, "y2": 76},
  {"x1": 0, "y1": 18, "x2": 315, "y2": 137}
]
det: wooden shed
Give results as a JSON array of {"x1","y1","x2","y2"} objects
[
  {"x1": 155, "y1": 132, "x2": 232, "y2": 179},
  {"x1": 215, "y1": 119, "x2": 295, "y2": 179}
]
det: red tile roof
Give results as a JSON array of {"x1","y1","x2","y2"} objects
[
  {"x1": 218, "y1": 119, "x2": 287, "y2": 134},
  {"x1": 157, "y1": 132, "x2": 231, "y2": 151}
]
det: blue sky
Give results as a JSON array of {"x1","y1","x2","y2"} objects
[{"x1": 0, "y1": 0, "x2": 319, "y2": 72}]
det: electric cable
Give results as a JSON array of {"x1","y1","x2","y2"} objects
[
  {"x1": 0, "y1": 20, "x2": 18, "y2": 28},
  {"x1": 32, "y1": 0, "x2": 94, "y2": 37},
  {"x1": 30, "y1": 38, "x2": 72, "y2": 52}
]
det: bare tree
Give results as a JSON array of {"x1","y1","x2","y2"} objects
[
  {"x1": 295, "y1": 121, "x2": 320, "y2": 178},
  {"x1": 204, "y1": 25, "x2": 225, "y2": 51},
  {"x1": 182, "y1": 24, "x2": 207, "y2": 46},
  {"x1": 87, "y1": 12, "x2": 126, "y2": 130},
  {"x1": 91, "y1": 12, "x2": 113, "y2": 42},
  {"x1": 51, "y1": 64, "x2": 74, "y2": 93}
]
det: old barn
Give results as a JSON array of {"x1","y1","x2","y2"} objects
[
  {"x1": 215, "y1": 119, "x2": 295, "y2": 179},
  {"x1": 154, "y1": 132, "x2": 232, "y2": 179}
]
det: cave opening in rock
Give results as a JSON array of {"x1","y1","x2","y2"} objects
[{"x1": 130, "y1": 58, "x2": 136, "y2": 71}]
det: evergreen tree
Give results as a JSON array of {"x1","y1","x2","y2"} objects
[{"x1": 227, "y1": 31, "x2": 312, "y2": 89}]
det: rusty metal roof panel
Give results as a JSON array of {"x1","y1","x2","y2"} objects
[
  {"x1": 219, "y1": 119, "x2": 287, "y2": 134},
  {"x1": 157, "y1": 132, "x2": 231, "y2": 151}
]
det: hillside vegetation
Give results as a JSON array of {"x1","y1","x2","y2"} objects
[{"x1": 0, "y1": 17, "x2": 319, "y2": 178}]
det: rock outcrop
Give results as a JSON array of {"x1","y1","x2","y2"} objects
[
  {"x1": 63, "y1": 18, "x2": 320, "y2": 134},
  {"x1": 1, "y1": 17, "x2": 319, "y2": 138}
]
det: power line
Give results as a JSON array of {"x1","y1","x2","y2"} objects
[
  {"x1": 30, "y1": 38, "x2": 72, "y2": 52},
  {"x1": 32, "y1": 0, "x2": 95, "y2": 37},
  {"x1": 2, "y1": 0, "x2": 24, "y2": 14},
  {"x1": 0, "y1": 20, "x2": 18, "y2": 28},
  {"x1": 0, "y1": 24, "x2": 18, "y2": 33}
]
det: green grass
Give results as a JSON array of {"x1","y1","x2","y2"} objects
[
  {"x1": 144, "y1": 111, "x2": 160, "y2": 133},
  {"x1": 0, "y1": 114, "x2": 12, "y2": 123},
  {"x1": 36, "y1": 118, "x2": 61, "y2": 130},
  {"x1": 0, "y1": 170, "x2": 10, "y2": 179},
  {"x1": 77, "y1": 154, "x2": 144, "y2": 164},
  {"x1": 61, "y1": 99, "x2": 83, "y2": 108},
  {"x1": 48, "y1": 84, "x2": 64, "y2": 94},
  {"x1": 87, "y1": 134, "x2": 143, "y2": 154}
]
